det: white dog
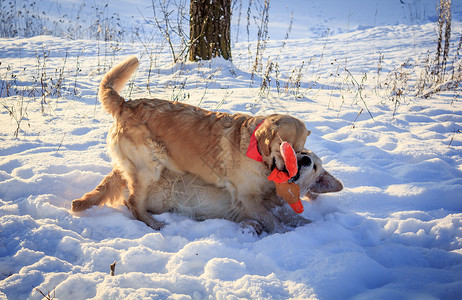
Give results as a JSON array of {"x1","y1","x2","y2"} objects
[{"x1": 72, "y1": 149, "x2": 342, "y2": 233}]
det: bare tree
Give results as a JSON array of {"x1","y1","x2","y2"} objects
[{"x1": 189, "y1": 0, "x2": 231, "y2": 61}]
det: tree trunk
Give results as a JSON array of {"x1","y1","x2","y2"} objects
[{"x1": 189, "y1": 0, "x2": 231, "y2": 61}]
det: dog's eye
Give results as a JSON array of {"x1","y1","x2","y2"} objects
[{"x1": 300, "y1": 156, "x2": 312, "y2": 167}]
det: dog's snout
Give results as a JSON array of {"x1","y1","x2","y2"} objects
[{"x1": 300, "y1": 156, "x2": 312, "y2": 167}]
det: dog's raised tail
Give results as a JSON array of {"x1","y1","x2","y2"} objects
[{"x1": 99, "y1": 56, "x2": 139, "y2": 116}]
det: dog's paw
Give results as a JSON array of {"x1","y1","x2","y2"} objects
[
  {"x1": 147, "y1": 219, "x2": 165, "y2": 231},
  {"x1": 240, "y1": 220, "x2": 264, "y2": 236},
  {"x1": 71, "y1": 199, "x2": 87, "y2": 212}
]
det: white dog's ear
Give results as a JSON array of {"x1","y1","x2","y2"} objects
[{"x1": 311, "y1": 171, "x2": 343, "y2": 194}]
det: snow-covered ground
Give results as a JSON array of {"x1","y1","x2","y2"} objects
[{"x1": 1, "y1": 0, "x2": 462, "y2": 299}]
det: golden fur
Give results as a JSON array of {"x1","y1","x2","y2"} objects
[
  {"x1": 72, "y1": 149, "x2": 343, "y2": 233},
  {"x1": 73, "y1": 56, "x2": 315, "y2": 231}
]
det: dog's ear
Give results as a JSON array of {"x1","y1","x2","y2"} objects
[
  {"x1": 255, "y1": 122, "x2": 277, "y2": 157},
  {"x1": 310, "y1": 171, "x2": 343, "y2": 194}
]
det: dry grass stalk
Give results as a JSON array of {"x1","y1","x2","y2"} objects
[{"x1": 35, "y1": 287, "x2": 56, "y2": 300}]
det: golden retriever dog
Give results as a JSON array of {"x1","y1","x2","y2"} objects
[
  {"x1": 72, "y1": 149, "x2": 343, "y2": 233},
  {"x1": 83, "y1": 56, "x2": 311, "y2": 232}
]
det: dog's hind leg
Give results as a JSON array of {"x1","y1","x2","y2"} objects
[
  {"x1": 125, "y1": 167, "x2": 165, "y2": 230},
  {"x1": 71, "y1": 169, "x2": 126, "y2": 211},
  {"x1": 125, "y1": 193, "x2": 165, "y2": 230}
]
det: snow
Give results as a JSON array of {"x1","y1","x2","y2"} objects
[{"x1": 1, "y1": 0, "x2": 462, "y2": 299}]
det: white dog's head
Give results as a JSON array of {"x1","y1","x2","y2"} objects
[{"x1": 291, "y1": 149, "x2": 343, "y2": 197}]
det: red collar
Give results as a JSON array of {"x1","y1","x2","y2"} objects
[{"x1": 246, "y1": 121, "x2": 265, "y2": 162}]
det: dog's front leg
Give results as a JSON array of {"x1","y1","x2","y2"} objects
[
  {"x1": 251, "y1": 207, "x2": 285, "y2": 233},
  {"x1": 238, "y1": 194, "x2": 284, "y2": 233},
  {"x1": 271, "y1": 205, "x2": 312, "y2": 228}
]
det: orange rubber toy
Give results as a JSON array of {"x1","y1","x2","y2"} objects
[
  {"x1": 267, "y1": 142, "x2": 304, "y2": 214},
  {"x1": 275, "y1": 182, "x2": 303, "y2": 214}
]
